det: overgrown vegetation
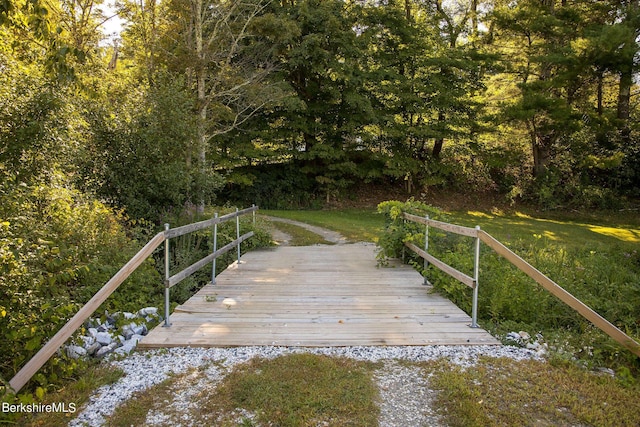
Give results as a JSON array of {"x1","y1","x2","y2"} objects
[
  {"x1": 0, "y1": 200, "x2": 271, "y2": 417},
  {"x1": 377, "y1": 199, "x2": 640, "y2": 376}
]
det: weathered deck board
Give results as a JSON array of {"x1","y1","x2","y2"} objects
[{"x1": 140, "y1": 243, "x2": 500, "y2": 348}]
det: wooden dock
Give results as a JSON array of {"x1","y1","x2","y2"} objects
[{"x1": 140, "y1": 243, "x2": 500, "y2": 348}]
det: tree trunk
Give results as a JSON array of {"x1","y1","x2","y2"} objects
[
  {"x1": 532, "y1": 129, "x2": 553, "y2": 178},
  {"x1": 195, "y1": 0, "x2": 207, "y2": 214},
  {"x1": 617, "y1": 67, "x2": 632, "y2": 144},
  {"x1": 432, "y1": 111, "x2": 445, "y2": 159}
]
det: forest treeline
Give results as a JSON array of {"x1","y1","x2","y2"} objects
[
  {"x1": 1, "y1": 0, "x2": 639, "y2": 396},
  {"x1": 3, "y1": 0, "x2": 639, "y2": 217}
]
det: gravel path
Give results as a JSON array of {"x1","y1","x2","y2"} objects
[
  {"x1": 375, "y1": 360, "x2": 445, "y2": 427},
  {"x1": 69, "y1": 345, "x2": 541, "y2": 426},
  {"x1": 262, "y1": 216, "x2": 348, "y2": 245}
]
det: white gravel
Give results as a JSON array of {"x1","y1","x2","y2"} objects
[
  {"x1": 375, "y1": 360, "x2": 444, "y2": 427},
  {"x1": 69, "y1": 345, "x2": 541, "y2": 427}
]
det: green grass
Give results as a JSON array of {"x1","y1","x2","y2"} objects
[
  {"x1": 262, "y1": 209, "x2": 384, "y2": 242},
  {"x1": 450, "y1": 208, "x2": 640, "y2": 251},
  {"x1": 106, "y1": 354, "x2": 380, "y2": 427},
  {"x1": 19, "y1": 365, "x2": 124, "y2": 427},
  {"x1": 428, "y1": 357, "x2": 640, "y2": 427},
  {"x1": 208, "y1": 354, "x2": 379, "y2": 427}
]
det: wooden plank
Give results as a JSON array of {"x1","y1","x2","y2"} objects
[
  {"x1": 405, "y1": 242, "x2": 475, "y2": 288},
  {"x1": 403, "y1": 213, "x2": 478, "y2": 237},
  {"x1": 478, "y1": 230, "x2": 640, "y2": 357},
  {"x1": 10, "y1": 232, "x2": 166, "y2": 393},
  {"x1": 141, "y1": 244, "x2": 500, "y2": 349}
]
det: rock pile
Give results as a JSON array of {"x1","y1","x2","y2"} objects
[
  {"x1": 65, "y1": 307, "x2": 161, "y2": 360},
  {"x1": 505, "y1": 330, "x2": 547, "y2": 356}
]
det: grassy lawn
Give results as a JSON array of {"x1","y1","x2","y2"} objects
[
  {"x1": 451, "y1": 209, "x2": 640, "y2": 250},
  {"x1": 428, "y1": 357, "x2": 640, "y2": 427}
]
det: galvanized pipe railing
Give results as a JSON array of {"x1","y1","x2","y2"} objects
[
  {"x1": 161, "y1": 205, "x2": 258, "y2": 327},
  {"x1": 401, "y1": 212, "x2": 640, "y2": 357},
  {"x1": 402, "y1": 212, "x2": 481, "y2": 328},
  {"x1": 8, "y1": 205, "x2": 258, "y2": 393}
]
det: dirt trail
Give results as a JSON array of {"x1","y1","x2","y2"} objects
[{"x1": 262, "y1": 216, "x2": 348, "y2": 245}]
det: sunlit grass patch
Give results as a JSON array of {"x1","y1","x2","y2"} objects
[
  {"x1": 426, "y1": 357, "x2": 640, "y2": 427},
  {"x1": 263, "y1": 209, "x2": 383, "y2": 242},
  {"x1": 588, "y1": 225, "x2": 640, "y2": 243}
]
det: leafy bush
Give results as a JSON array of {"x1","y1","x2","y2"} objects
[
  {"x1": 0, "y1": 180, "x2": 162, "y2": 405},
  {"x1": 223, "y1": 163, "x2": 322, "y2": 209}
]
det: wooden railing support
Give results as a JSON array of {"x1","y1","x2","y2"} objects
[
  {"x1": 9, "y1": 232, "x2": 166, "y2": 393},
  {"x1": 478, "y1": 230, "x2": 640, "y2": 357}
]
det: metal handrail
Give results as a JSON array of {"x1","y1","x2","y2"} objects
[
  {"x1": 401, "y1": 212, "x2": 640, "y2": 357},
  {"x1": 161, "y1": 205, "x2": 258, "y2": 327},
  {"x1": 402, "y1": 212, "x2": 481, "y2": 327},
  {"x1": 8, "y1": 205, "x2": 258, "y2": 393}
]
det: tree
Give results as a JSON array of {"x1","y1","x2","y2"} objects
[
  {"x1": 358, "y1": 0, "x2": 487, "y2": 190},
  {"x1": 163, "y1": 0, "x2": 275, "y2": 212},
  {"x1": 493, "y1": 0, "x2": 589, "y2": 179},
  {"x1": 234, "y1": 0, "x2": 375, "y2": 199}
]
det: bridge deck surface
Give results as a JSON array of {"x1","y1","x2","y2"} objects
[{"x1": 140, "y1": 244, "x2": 500, "y2": 348}]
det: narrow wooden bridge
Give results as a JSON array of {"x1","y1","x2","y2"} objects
[{"x1": 140, "y1": 243, "x2": 500, "y2": 348}]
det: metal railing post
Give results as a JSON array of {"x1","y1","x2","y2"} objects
[
  {"x1": 423, "y1": 215, "x2": 430, "y2": 285},
  {"x1": 236, "y1": 207, "x2": 241, "y2": 264},
  {"x1": 211, "y1": 212, "x2": 218, "y2": 285},
  {"x1": 252, "y1": 204, "x2": 256, "y2": 226},
  {"x1": 163, "y1": 223, "x2": 171, "y2": 327},
  {"x1": 471, "y1": 225, "x2": 481, "y2": 328},
  {"x1": 401, "y1": 216, "x2": 406, "y2": 263}
]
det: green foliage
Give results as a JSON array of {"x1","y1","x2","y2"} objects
[
  {"x1": 376, "y1": 199, "x2": 447, "y2": 261},
  {"x1": 79, "y1": 71, "x2": 214, "y2": 221},
  {"x1": 223, "y1": 163, "x2": 321, "y2": 209},
  {"x1": 377, "y1": 200, "x2": 640, "y2": 369},
  {"x1": 0, "y1": 180, "x2": 161, "y2": 399}
]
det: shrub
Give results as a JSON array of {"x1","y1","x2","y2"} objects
[{"x1": 0, "y1": 179, "x2": 160, "y2": 404}]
